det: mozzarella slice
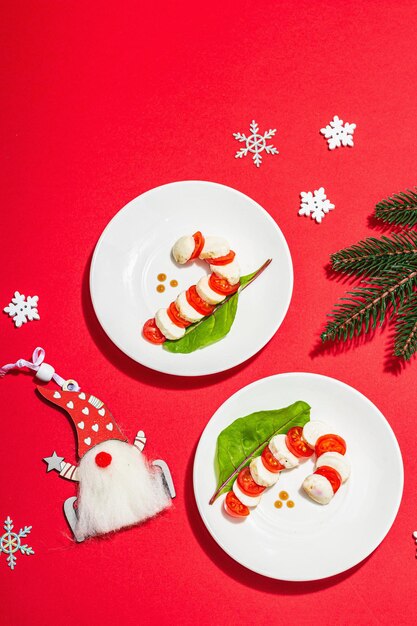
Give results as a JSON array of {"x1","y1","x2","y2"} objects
[
  {"x1": 316, "y1": 452, "x2": 350, "y2": 483},
  {"x1": 232, "y1": 480, "x2": 262, "y2": 507},
  {"x1": 172, "y1": 235, "x2": 195, "y2": 264},
  {"x1": 196, "y1": 275, "x2": 226, "y2": 305},
  {"x1": 250, "y1": 456, "x2": 280, "y2": 487},
  {"x1": 199, "y1": 236, "x2": 230, "y2": 260},
  {"x1": 302, "y1": 421, "x2": 331, "y2": 448},
  {"x1": 210, "y1": 259, "x2": 241, "y2": 285},
  {"x1": 269, "y1": 434, "x2": 299, "y2": 469},
  {"x1": 154, "y1": 309, "x2": 185, "y2": 340},
  {"x1": 175, "y1": 291, "x2": 204, "y2": 323},
  {"x1": 302, "y1": 474, "x2": 334, "y2": 505}
]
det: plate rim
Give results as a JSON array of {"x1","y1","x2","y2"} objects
[
  {"x1": 193, "y1": 371, "x2": 404, "y2": 581},
  {"x1": 89, "y1": 180, "x2": 294, "y2": 376}
]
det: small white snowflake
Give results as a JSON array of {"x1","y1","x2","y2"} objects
[
  {"x1": 412, "y1": 531, "x2": 417, "y2": 558},
  {"x1": 320, "y1": 115, "x2": 356, "y2": 150},
  {"x1": 233, "y1": 120, "x2": 279, "y2": 167},
  {"x1": 4, "y1": 291, "x2": 40, "y2": 327},
  {"x1": 1, "y1": 516, "x2": 34, "y2": 570},
  {"x1": 298, "y1": 187, "x2": 335, "y2": 224}
]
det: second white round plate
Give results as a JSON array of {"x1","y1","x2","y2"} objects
[
  {"x1": 90, "y1": 181, "x2": 293, "y2": 376},
  {"x1": 193, "y1": 373, "x2": 403, "y2": 581}
]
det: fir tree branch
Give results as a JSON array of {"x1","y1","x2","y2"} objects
[
  {"x1": 375, "y1": 188, "x2": 417, "y2": 226},
  {"x1": 331, "y1": 232, "x2": 417, "y2": 277},
  {"x1": 394, "y1": 292, "x2": 417, "y2": 360},
  {"x1": 323, "y1": 186, "x2": 417, "y2": 363},
  {"x1": 321, "y1": 269, "x2": 417, "y2": 342}
]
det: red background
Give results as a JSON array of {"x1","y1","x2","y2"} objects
[{"x1": 1, "y1": 1, "x2": 417, "y2": 624}]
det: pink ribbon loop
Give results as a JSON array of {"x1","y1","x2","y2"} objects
[
  {"x1": 0, "y1": 347, "x2": 45, "y2": 376},
  {"x1": 0, "y1": 347, "x2": 78, "y2": 390}
]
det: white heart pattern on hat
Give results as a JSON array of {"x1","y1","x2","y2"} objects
[
  {"x1": 77, "y1": 421, "x2": 85, "y2": 429},
  {"x1": 84, "y1": 437, "x2": 91, "y2": 446},
  {"x1": 92, "y1": 423, "x2": 99, "y2": 432},
  {"x1": 53, "y1": 391, "x2": 61, "y2": 399},
  {"x1": 82, "y1": 407, "x2": 89, "y2": 415},
  {"x1": 106, "y1": 423, "x2": 113, "y2": 431},
  {"x1": 98, "y1": 408, "x2": 106, "y2": 416},
  {"x1": 79, "y1": 392, "x2": 86, "y2": 400},
  {"x1": 66, "y1": 401, "x2": 74, "y2": 409}
]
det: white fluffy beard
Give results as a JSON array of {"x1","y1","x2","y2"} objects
[{"x1": 74, "y1": 440, "x2": 171, "y2": 541}]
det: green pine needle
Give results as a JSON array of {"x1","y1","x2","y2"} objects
[
  {"x1": 321, "y1": 269, "x2": 417, "y2": 342},
  {"x1": 394, "y1": 293, "x2": 417, "y2": 360},
  {"x1": 375, "y1": 188, "x2": 417, "y2": 226},
  {"x1": 322, "y1": 186, "x2": 417, "y2": 363},
  {"x1": 330, "y1": 231, "x2": 417, "y2": 277}
]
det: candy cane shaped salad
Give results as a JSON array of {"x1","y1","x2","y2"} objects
[
  {"x1": 302, "y1": 422, "x2": 350, "y2": 505},
  {"x1": 142, "y1": 231, "x2": 271, "y2": 351},
  {"x1": 208, "y1": 402, "x2": 351, "y2": 519}
]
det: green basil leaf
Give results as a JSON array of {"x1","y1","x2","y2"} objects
[
  {"x1": 209, "y1": 401, "x2": 311, "y2": 504},
  {"x1": 163, "y1": 294, "x2": 239, "y2": 353},
  {"x1": 238, "y1": 268, "x2": 258, "y2": 287},
  {"x1": 162, "y1": 267, "x2": 262, "y2": 354}
]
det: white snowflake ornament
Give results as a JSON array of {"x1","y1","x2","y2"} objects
[
  {"x1": 4, "y1": 291, "x2": 40, "y2": 327},
  {"x1": 1, "y1": 516, "x2": 34, "y2": 570},
  {"x1": 233, "y1": 120, "x2": 279, "y2": 167},
  {"x1": 299, "y1": 187, "x2": 335, "y2": 224},
  {"x1": 320, "y1": 115, "x2": 356, "y2": 150},
  {"x1": 412, "y1": 531, "x2": 417, "y2": 558}
]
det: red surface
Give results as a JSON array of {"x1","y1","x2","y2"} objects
[{"x1": 1, "y1": 1, "x2": 417, "y2": 624}]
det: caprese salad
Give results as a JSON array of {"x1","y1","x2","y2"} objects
[
  {"x1": 143, "y1": 231, "x2": 241, "y2": 344},
  {"x1": 224, "y1": 422, "x2": 350, "y2": 518},
  {"x1": 301, "y1": 421, "x2": 350, "y2": 505}
]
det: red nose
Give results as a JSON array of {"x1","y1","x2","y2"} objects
[{"x1": 95, "y1": 451, "x2": 112, "y2": 467}]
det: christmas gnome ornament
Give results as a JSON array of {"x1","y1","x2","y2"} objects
[{"x1": 0, "y1": 348, "x2": 175, "y2": 542}]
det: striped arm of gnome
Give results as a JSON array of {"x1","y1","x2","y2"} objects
[
  {"x1": 60, "y1": 461, "x2": 79, "y2": 482},
  {"x1": 134, "y1": 430, "x2": 147, "y2": 451}
]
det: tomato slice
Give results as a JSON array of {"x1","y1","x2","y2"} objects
[
  {"x1": 315, "y1": 434, "x2": 346, "y2": 458},
  {"x1": 208, "y1": 250, "x2": 236, "y2": 266},
  {"x1": 209, "y1": 274, "x2": 240, "y2": 295},
  {"x1": 237, "y1": 466, "x2": 266, "y2": 496},
  {"x1": 261, "y1": 446, "x2": 285, "y2": 472},
  {"x1": 186, "y1": 285, "x2": 215, "y2": 316},
  {"x1": 167, "y1": 302, "x2": 191, "y2": 328},
  {"x1": 190, "y1": 231, "x2": 205, "y2": 259},
  {"x1": 286, "y1": 426, "x2": 314, "y2": 458},
  {"x1": 142, "y1": 318, "x2": 166, "y2": 344},
  {"x1": 314, "y1": 466, "x2": 342, "y2": 494},
  {"x1": 224, "y1": 491, "x2": 250, "y2": 518}
]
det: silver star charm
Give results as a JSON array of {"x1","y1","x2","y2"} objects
[{"x1": 43, "y1": 451, "x2": 64, "y2": 473}]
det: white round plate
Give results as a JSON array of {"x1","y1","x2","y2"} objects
[
  {"x1": 90, "y1": 181, "x2": 293, "y2": 376},
  {"x1": 193, "y1": 373, "x2": 403, "y2": 581}
]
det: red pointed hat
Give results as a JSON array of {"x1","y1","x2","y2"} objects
[{"x1": 37, "y1": 386, "x2": 128, "y2": 458}]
